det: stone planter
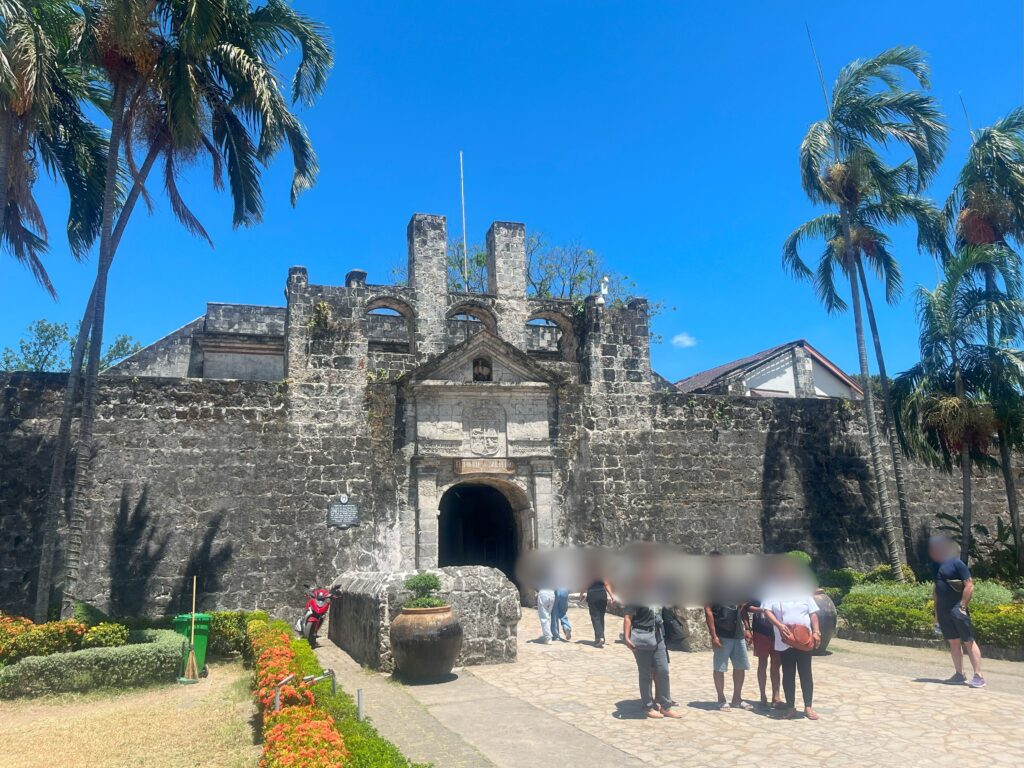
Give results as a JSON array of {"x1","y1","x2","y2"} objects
[
  {"x1": 813, "y1": 589, "x2": 838, "y2": 654},
  {"x1": 390, "y1": 605, "x2": 463, "y2": 681}
]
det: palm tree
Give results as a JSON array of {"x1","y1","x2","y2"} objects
[
  {"x1": 36, "y1": 0, "x2": 333, "y2": 619},
  {"x1": 0, "y1": 0, "x2": 107, "y2": 294},
  {"x1": 946, "y1": 107, "x2": 1024, "y2": 575},
  {"x1": 895, "y1": 246, "x2": 1024, "y2": 562},
  {"x1": 784, "y1": 180, "x2": 947, "y2": 563},
  {"x1": 788, "y1": 47, "x2": 948, "y2": 578}
]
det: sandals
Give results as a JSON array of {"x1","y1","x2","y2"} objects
[{"x1": 731, "y1": 701, "x2": 754, "y2": 711}]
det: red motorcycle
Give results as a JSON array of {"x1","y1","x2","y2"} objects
[{"x1": 293, "y1": 583, "x2": 339, "y2": 647}]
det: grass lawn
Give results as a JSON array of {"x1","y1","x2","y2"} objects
[{"x1": 0, "y1": 660, "x2": 259, "y2": 768}]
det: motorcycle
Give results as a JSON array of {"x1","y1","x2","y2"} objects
[{"x1": 293, "y1": 583, "x2": 339, "y2": 647}]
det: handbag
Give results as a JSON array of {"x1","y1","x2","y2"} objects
[{"x1": 784, "y1": 624, "x2": 815, "y2": 652}]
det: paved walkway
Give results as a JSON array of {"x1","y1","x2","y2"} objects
[{"x1": 320, "y1": 607, "x2": 1024, "y2": 768}]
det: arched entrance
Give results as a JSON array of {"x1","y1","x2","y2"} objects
[{"x1": 438, "y1": 484, "x2": 519, "y2": 582}]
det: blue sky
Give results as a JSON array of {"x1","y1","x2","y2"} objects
[{"x1": 2, "y1": 1, "x2": 1023, "y2": 382}]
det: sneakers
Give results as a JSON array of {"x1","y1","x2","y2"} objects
[
  {"x1": 565, "y1": 626, "x2": 572, "y2": 640},
  {"x1": 944, "y1": 673, "x2": 967, "y2": 685},
  {"x1": 968, "y1": 674, "x2": 986, "y2": 689}
]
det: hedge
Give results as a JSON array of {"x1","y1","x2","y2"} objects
[
  {"x1": 247, "y1": 618, "x2": 349, "y2": 768},
  {"x1": 839, "y1": 586, "x2": 1024, "y2": 648},
  {"x1": 209, "y1": 610, "x2": 268, "y2": 658},
  {"x1": 290, "y1": 635, "x2": 431, "y2": 768},
  {"x1": 0, "y1": 629, "x2": 180, "y2": 698}
]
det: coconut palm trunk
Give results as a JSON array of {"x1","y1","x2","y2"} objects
[
  {"x1": 35, "y1": 136, "x2": 163, "y2": 620},
  {"x1": 842, "y1": 206, "x2": 905, "y2": 579},
  {"x1": 981, "y1": 265, "x2": 1024, "y2": 574},
  {"x1": 952, "y1": 360, "x2": 975, "y2": 563},
  {"x1": 60, "y1": 79, "x2": 129, "y2": 615},
  {"x1": 0, "y1": 110, "x2": 13, "y2": 237},
  {"x1": 857, "y1": 259, "x2": 914, "y2": 562}
]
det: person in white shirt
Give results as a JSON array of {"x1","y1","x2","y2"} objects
[{"x1": 764, "y1": 592, "x2": 821, "y2": 720}]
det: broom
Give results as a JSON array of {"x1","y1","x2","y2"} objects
[{"x1": 182, "y1": 575, "x2": 200, "y2": 681}]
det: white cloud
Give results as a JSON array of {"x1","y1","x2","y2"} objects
[{"x1": 671, "y1": 332, "x2": 698, "y2": 349}]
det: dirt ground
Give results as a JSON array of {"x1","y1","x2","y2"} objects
[{"x1": 0, "y1": 661, "x2": 259, "y2": 768}]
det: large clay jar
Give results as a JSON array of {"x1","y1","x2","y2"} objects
[
  {"x1": 813, "y1": 589, "x2": 838, "y2": 654},
  {"x1": 390, "y1": 605, "x2": 463, "y2": 681}
]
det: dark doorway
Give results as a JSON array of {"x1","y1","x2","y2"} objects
[{"x1": 438, "y1": 484, "x2": 518, "y2": 582}]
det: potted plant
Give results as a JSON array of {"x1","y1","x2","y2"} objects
[{"x1": 389, "y1": 573, "x2": 463, "y2": 681}]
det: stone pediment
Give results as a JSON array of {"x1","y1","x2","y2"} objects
[{"x1": 399, "y1": 330, "x2": 562, "y2": 387}]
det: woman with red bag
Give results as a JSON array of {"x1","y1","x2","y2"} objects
[{"x1": 763, "y1": 560, "x2": 821, "y2": 721}]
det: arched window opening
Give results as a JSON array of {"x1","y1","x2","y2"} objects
[
  {"x1": 366, "y1": 298, "x2": 414, "y2": 354},
  {"x1": 446, "y1": 303, "x2": 497, "y2": 347},
  {"x1": 526, "y1": 312, "x2": 575, "y2": 361}
]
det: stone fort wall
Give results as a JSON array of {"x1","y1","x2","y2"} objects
[{"x1": 2, "y1": 363, "x2": 1013, "y2": 619}]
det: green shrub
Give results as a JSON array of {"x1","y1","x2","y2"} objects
[
  {"x1": 0, "y1": 629, "x2": 180, "y2": 698},
  {"x1": 81, "y1": 622, "x2": 129, "y2": 649},
  {"x1": 847, "y1": 582, "x2": 934, "y2": 601},
  {"x1": 209, "y1": 610, "x2": 268, "y2": 658},
  {"x1": 784, "y1": 550, "x2": 812, "y2": 567},
  {"x1": 72, "y1": 602, "x2": 111, "y2": 628},
  {"x1": 402, "y1": 573, "x2": 445, "y2": 610},
  {"x1": 838, "y1": 593, "x2": 933, "y2": 638},
  {"x1": 290, "y1": 637, "x2": 424, "y2": 768},
  {"x1": 818, "y1": 567, "x2": 864, "y2": 591},
  {"x1": 0, "y1": 619, "x2": 86, "y2": 665},
  {"x1": 863, "y1": 564, "x2": 917, "y2": 583},
  {"x1": 971, "y1": 604, "x2": 1024, "y2": 647},
  {"x1": 820, "y1": 586, "x2": 845, "y2": 606}
]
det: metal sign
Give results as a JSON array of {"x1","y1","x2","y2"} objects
[{"x1": 327, "y1": 497, "x2": 359, "y2": 528}]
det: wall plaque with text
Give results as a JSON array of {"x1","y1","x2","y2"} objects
[
  {"x1": 454, "y1": 458, "x2": 515, "y2": 475},
  {"x1": 327, "y1": 495, "x2": 360, "y2": 528}
]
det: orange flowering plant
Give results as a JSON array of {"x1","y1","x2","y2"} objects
[{"x1": 246, "y1": 619, "x2": 350, "y2": 767}]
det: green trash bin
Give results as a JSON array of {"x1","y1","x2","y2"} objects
[{"x1": 173, "y1": 613, "x2": 211, "y2": 683}]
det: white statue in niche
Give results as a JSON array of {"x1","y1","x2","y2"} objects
[{"x1": 468, "y1": 405, "x2": 503, "y2": 456}]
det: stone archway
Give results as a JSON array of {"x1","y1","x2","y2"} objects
[{"x1": 438, "y1": 483, "x2": 520, "y2": 583}]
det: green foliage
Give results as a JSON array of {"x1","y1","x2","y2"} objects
[
  {"x1": 0, "y1": 629, "x2": 180, "y2": 698},
  {"x1": 784, "y1": 550, "x2": 812, "y2": 567},
  {"x1": 72, "y1": 601, "x2": 111, "y2": 627},
  {"x1": 403, "y1": 597, "x2": 447, "y2": 609},
  {"x1": 840, "y1": 580, "x2": 1020, "y2": 645},
  {"x1": 863, "y1": 563, "x2": 918, "y2": 583},
  {"x1": 820, "y1": 586, "x2": 846, "y2": 606},
  {"x1": 839, "y1": 592, "x2": 934, "y2": 637},
  {"x1": 81, "y1": 622, "x2": 129, "y2": 649},
  {"x1": 971, "y1": 604, "x2": 1024, "y2": 647},
  {"x1": 0, "y1": 619, "x2": 86, "y2": 665},
  {"x1": 818, "y1": 567, "x2": 865, "y2": 591},
  {"x1": 209, "y1": 610, "x2": 267, "y2": 658},
  {"x1": 290, "y1": 637, "x2": 428, "y2": 768},
  {"x1": 0, "y1": 319, "x2": 142, "y2": 372},
  {"x1": 403, "y1": 573, "x2": 442, "y2": 602}
]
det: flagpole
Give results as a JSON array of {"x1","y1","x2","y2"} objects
[{"x1": 459, "y1": 150, "x2": 469, "y2": 291}]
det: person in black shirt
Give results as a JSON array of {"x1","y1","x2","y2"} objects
[
  {"x1": 623, "y1": 605, "x2": 681, "y2": 719},
  {"x1": 929, "y1": 536, "x2": 985, "y2": 688},
  {"x1": 581, "y1": 578, "x2": 614, "y2": 647}
]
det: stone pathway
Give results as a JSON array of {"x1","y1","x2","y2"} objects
[
  {"x1": 314, "y1": 641, "x2": 493, "y2": 768},
  {"x1": 319, "y1": 607, "x2": 1024, "y2": 767},
  {"x1": 469, "y1": 607, "x2": 1024, "y2": 767}
]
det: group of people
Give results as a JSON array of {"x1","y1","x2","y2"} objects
[{"x1": 534, "y1": 537, "x2": 987, "y2": 722}]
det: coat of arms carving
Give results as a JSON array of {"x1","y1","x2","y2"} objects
[{"x1": 468, "y1": 406, "x2": 503, "y2": 456}]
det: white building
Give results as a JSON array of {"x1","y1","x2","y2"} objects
[{"x1": 674, "y1": 339, "x2": 862, "y2": 399}]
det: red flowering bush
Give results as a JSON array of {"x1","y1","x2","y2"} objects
[
  {"x1": 261, "y1": 705, "x2": 349, "y2": 768},
  {"x1": 246, "y1": 619, "x2": 350, "y2": 767},
  {"x1": 0, "y1": 614, "x2": 86, "y2": 665},
  {"x1": 248, "y1": 620, "x2": 314, "y2": 711}
]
